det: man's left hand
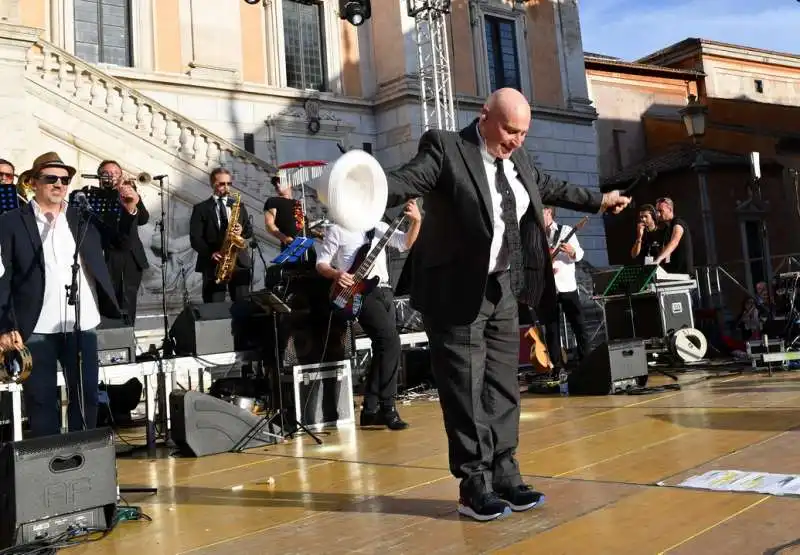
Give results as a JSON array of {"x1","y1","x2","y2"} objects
[
  {"x1": 601, "y1": 190, "x2": 631, "y2": 214},
  {"x1": 404, "y1": 199, "x2": 421, "y2": 222}
]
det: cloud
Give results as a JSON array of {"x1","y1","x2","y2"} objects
[{"x1": 579, "y1": 0, "x2": 800, "y2": 60}]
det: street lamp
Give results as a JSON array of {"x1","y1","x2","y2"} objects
[{"x1": 680, "y1": 94, "x2": 708, "y2": 143}]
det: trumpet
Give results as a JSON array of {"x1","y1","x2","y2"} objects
[{"x1": 122, "y1": 171, "x2": 151, "y2": 190}]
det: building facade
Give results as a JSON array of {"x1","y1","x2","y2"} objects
[
  {"x1": 2, "y1": 0, "x2": 605, "y2": 318},
  {"x1": 586, "y1": 39, "x2": 800, "y2": 318}
]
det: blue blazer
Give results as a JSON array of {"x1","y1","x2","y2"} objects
[{"x1": 0, "y1": 202, "x2": 134, "y2": 341}]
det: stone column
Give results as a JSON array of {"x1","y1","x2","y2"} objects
[
  {"x1": 554, "y1": 0, "x2": 593, "y2": 112},
  {"x1": 0, "y1": 23, "x2": 42, "y2": 165}
]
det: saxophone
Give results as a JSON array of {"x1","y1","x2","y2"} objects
[{"x1": 215, "y1": 192, "x2": 247, "y2": 284}]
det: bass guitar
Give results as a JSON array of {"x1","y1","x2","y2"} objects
[
  {"x1": 330, "y1": 214, "x2": 406, "y2": 319},
  {"x1": 550, "y1": 215, "x2": 590, "y2": 261}
]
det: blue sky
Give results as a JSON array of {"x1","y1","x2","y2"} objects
[{"x1": 579, "y1": 0, "x2": 800, "y2": 60}]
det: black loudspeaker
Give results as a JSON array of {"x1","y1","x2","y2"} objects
[
  {"x1": 169, "y1": 301, "x2": 270, "y2": 356},
  {"x1": 568, "y1": 339, "x2": 649, "y2": 395},
  {"x1": 169, "y1": 390, "x2": 279, "y2": 457},
  {"x1": 0, "y1": 428, "x2": 118, "y2": 548}
]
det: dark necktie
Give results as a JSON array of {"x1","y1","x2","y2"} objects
[
  {"x1": 494, "y1": 158, "x2": 524, "y2": 296},
  {"x1": 217, "y1": 197, "x2": 229, "y2": 230}
]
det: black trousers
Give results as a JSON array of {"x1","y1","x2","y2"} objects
[
  {"x1": 107, "y1": 253, "x2": 143, "y2": 324},
  {"x1": 544, "y1": 290, "x2": 589, "y2": 365},
  {"x1": 424, "y1": 271, "x2": 521, "y2": 499},
  {"x1": 24, "y1": 331, "x2": 100, "y2": 437},
  {"x1": 357, "y1": 286, "x2": 401, "y2": 412},
  {"x1": 202, "y1": 267, "x2": 250, "y2": 303}
]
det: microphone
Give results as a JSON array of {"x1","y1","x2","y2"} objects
[{"x1": 152, "y1": 175, "x2": 168, "y2": 180}]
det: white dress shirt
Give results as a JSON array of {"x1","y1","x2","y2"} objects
[
  {"x1": 31, "y1": 200, "x2": 102, "y2": 334},
  {"x1": 213, "y1": 195, "x2": 232, "y2": 228},
  {"x1": 476, "y1": 127, "x2": 531, "y2": 274},
  {"x1": 316, "y1": 222, "x2": 409, "y2": 285},
  {"x1": 547, "y1": 221, "x2": 583, "y2": 294}
]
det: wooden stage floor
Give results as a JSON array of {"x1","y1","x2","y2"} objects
[{"x1": 75, "y1": 370, "x2": 800, "y2": 554}]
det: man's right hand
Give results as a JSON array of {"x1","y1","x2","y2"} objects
[
  {"x1": 211, "y1": 252, "x2": 223, "y2": 263},
  {"x1": 282, "y1": 236, "x2": 294, "y2": 246},
  {"x1": 0, "y1": 330, "x2": 23, "y2": 352},
  {"x1": 336, "y1": 271, "x2": 355, "y2": 288},
  {"x1": 636, "y1": 222, "x2": 645, "y2": 238}
]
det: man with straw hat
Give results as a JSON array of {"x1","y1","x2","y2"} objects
[{"x1": 0, "y1": 152, "x2": 137, "y2": 437}]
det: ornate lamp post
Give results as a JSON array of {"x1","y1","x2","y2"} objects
[{"x1": 680, "y1": 94, "x2": 717, "y2": 267}]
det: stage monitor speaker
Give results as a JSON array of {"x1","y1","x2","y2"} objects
[
  {"x1": 169, "y1": 390, "x2": 279, "y2": 457},
  {"x1": 0, "y1": 428, "x2": 118, "y2": 548},
  {"x1": 568, "y1": 339, "x2": 649, "y2": 395}
]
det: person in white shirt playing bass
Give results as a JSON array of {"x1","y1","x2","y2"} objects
[{"x1": 542, "y1": 206, "x2": 589, "y2": 368}]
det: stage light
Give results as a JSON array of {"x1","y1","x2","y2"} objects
[{"x1": 339, "y1": 0, "x2": 371, "y2": 26}]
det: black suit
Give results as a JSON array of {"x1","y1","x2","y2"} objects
[
  {"x1": 71, "y1": 187, "x2": 150, "y2": 324},
  {"x1": 0, "y1": 203, "x2": 131, "y2": 436},
  {"x1": 386, "y1": 121, "x2": 602, "y2": 499},
  {"x1": 189, "y1": 196, "x2": 253, "y2": 303}
]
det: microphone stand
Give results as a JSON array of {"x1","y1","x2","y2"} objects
[
  {"x1": 66, "y1": 205, "x2": 91, "y2": 433},
  {"x1": 152, "y1": 175, "x2": 170, "y2": 446},
  {"x1": 250, "y1": 237, "x2": 269, "y2": 289}
]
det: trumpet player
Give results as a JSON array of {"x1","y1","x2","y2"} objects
[
  {"x1": 96, "y1": 160, "x2": 150, "y2": 324},
  {"x1": 189, "y1": 168, "x2": 254, "y2": 303}
]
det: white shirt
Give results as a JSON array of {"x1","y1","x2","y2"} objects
[
  {"x1": 546, "y1": 221, "x2": 584, "y2": 293},
  {"x1": 476, "y1": 127, "x2": 531, "y2": 273},
  {"x1": 213, "y1": 195, "x2": 232, "y2": 228},
  {"x1": 31, "y1": 200, "x2": 102, "y2": 334},
  {"x1": 316, "y1": 222, "x2": 409, "y2": 285}
]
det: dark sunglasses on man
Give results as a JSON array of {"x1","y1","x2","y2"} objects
[{"x1": 38, "y1": 174, "x2": 72, "y2": 185}]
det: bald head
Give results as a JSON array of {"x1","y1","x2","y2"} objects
[{"x1": 478, "y1": 88, "x2": 531, "y2": 159}]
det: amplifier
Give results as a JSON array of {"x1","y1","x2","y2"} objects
[
  {"x1": 569, "y1": 339, "x2": 648, "y2": 395},
  {"x1": 280, "y1": 360, "x2": 355, "y2": 432},
  {"x1": 604, "y1": 290, "x2": 694, "y2": 341},
  {"x1": 96, "y1": 318, "x2": 135, "y2": 366},
  {"x1": 169, "y1": 300, "x2": 271, "y2": 356}
]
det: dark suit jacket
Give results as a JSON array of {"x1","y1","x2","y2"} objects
[
  {"x1": 127, "y1": 199, "x2": 150, "y2": 270},
  {"x1": 386, "y1": 120, "x2": 603, "y2": 326},
  {"x1": 189, "y1": 196, "x2": 254, "y2": 274},
  {"x1": 0, "y1": 203, "x2": 131, "y2": 341}
]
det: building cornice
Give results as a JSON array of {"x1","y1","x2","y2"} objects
[{"x1": 637, "y1": 38, "x2": 800, "y2": 71}]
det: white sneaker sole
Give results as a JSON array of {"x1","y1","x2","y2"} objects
[
  {"x1": 457, "y1": 503, "x2": 513, "y2": 521},
  {"x1": 505, "y1": 495, "x2": 545, "y2": 512}
]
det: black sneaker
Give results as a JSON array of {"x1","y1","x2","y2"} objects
[
  {"x1": 496, "y1": 484, "x2": 545, "y2": 512},
  {"x1": 457, "y1": 492, "x2": 513, "y2": 522},
  {"x1": 360, "y1": 409, "x2": 379, "y2": 427}
]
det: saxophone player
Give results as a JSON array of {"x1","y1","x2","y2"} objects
[{"x1": 189, "y1": 168, "x2": 253, "y2": 303}]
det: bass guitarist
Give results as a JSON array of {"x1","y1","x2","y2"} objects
[
  {"x1": 315, "y1": 199, "x2": 421, "y2": 430},
  {"x1": 542, "y1": 205, "x2": 589, "y2": 367}
]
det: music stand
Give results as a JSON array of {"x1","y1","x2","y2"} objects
[
  {"x1": 230, "y1": 289, "x2": 322, "y2": 451},
  {"x1": 272, "y1": 237, "x2": 315, "y2": 265},
  {"x1": 0, "y1": 184, "x2": 22, "y2": 214},
  {"x1": 69, "y1": 187, "x2": 121, "y2": 216}
]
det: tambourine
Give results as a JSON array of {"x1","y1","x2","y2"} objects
[{"x1": 0, "y1": 345, "x2": 32, "y2": 384}]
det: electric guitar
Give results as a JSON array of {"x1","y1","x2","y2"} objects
[
  {"x1": 550, "y1": 215, "x2": 590, "y2": 261},
  {"x1": 330, "y1": 214, "x2": 406, "y2": 320}
]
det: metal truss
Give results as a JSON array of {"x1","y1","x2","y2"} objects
[{"x1": 407, "y1": 0, "x2": 457, "y2": 132}]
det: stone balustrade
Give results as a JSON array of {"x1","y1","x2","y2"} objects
[{"x1": 24, "y1": 40, "x2": 276, "y2": 195}]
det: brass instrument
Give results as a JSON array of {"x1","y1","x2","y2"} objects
[
  {"x1": 0, "y1": 344, "x2": 32, "y2": 384},
  {"x1": 16, "y1": 170, "x2": 33, "y2": 202},
  {"x1": 215, "y1": 191, "x2": 246, "y2": 284}
]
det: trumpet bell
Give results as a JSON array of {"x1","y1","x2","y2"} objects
[
  {"x1": 311, "y1": 149, "x2": 388, "y2": 233},
  {"x1": 137, "y1": 172, "x2": 152, "y2": 185}
]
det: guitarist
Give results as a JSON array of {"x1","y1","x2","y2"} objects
[
  {"x1": 542, "y1": 206, "x2": 589, "y2": 366},
  {"x1": 315, "y1": 199, "x2": 422, "y2": 430}
]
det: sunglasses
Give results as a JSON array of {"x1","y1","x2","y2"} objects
[
  {"x1": 215, "y1": 182, "x2": 232, "y2": 186},
  {"x1": 0, "y1": 172, "x2": 13, "y2": 181},
  {"x1": 38, "y1": 174, "x2": 71, "y2": 185}
]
